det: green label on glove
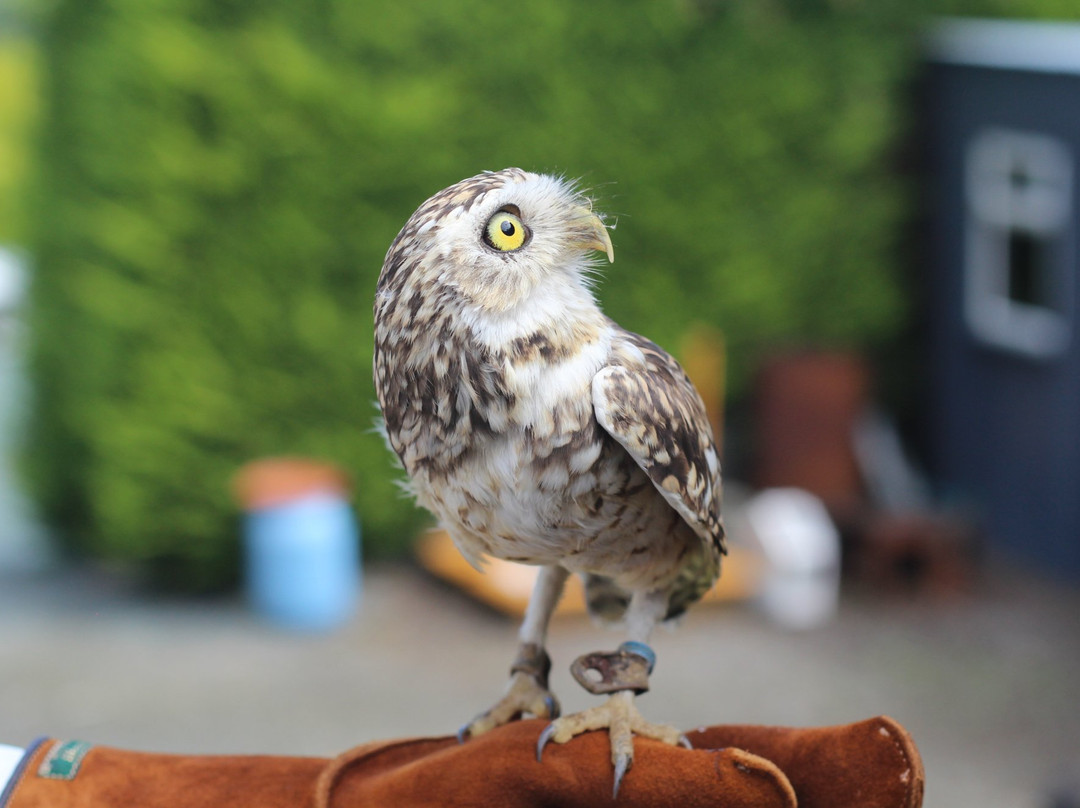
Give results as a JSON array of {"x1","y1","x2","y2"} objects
[{"x1": 37, "y1": 740, "x2": 92, "y2": 781}]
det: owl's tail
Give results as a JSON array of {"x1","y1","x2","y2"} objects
[{"x1": 582, "y1": 574, "x2": 631, "y2": 624}]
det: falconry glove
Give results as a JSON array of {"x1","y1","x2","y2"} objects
[{"x1": 2, "y1": 716, "x2": 923, "y2": 808}]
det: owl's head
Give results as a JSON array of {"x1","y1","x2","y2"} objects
[{"x1": 378, "y1": 168, "x2": 614, "y2": 316}]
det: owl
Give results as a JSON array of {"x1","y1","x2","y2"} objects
[{"x1": 373, "y1": 168, "x2": 724, "y2": 796}]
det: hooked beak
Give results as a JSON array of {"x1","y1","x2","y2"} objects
[{"x1": 572, "y1": 207, "x2": 615, "y2": 263}]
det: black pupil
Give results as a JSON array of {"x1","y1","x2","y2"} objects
[{"x1": 500, "y1": 219, "x2": 516, "y2": 237}]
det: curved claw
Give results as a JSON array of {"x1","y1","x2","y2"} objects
[
  {"x1": 678, "y1": 733, "x2": 693, "y2": 750},
  {"x1": 544, "y1": 694, "x2": 561, "y2": 720},
  {"x1": 613, "y1": 752, "x2": 631, "y2": 799},
  {"x1": 456, "y1": 723, "x2": 471, "y2": 744},
  {"x1": 535, "y1": 722, "x2": 558, "y2": 762}
]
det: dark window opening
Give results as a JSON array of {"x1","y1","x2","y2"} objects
[{"x1": 1007, "y1": 230, "x2": 1052, "y2": 308}]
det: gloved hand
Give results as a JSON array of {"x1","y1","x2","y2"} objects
[{"x1": 3, "y1": 715, "x2": 923, "y2": 808}]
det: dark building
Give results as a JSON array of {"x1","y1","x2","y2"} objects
[{"x1": 925, "y1": 18, "x2": 1080, "y2": 578}]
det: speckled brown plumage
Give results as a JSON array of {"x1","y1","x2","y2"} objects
[{"x1": 372, "y1": 168, "x2": 725, "y2": 788}]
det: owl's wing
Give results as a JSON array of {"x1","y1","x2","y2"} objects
[{"x1": 592, "y1": 330, "x2": 726, "y2": 554}]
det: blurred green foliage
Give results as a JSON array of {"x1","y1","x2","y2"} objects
[
  {"x1": 23, "y1": 0, "x2": 1080, "y2": 589},
  {"x1": 0, "y1": 36, "x2": 37, "y2": 245}
]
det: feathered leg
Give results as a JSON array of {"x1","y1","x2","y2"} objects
[
  {"x1": 536, "y1": 588, "x2": 688, "y2": 798},
  {"x1": 459, "y1": 565, "x2": 568, "y2": 740}
]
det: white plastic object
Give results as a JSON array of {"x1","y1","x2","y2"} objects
[{"x1": 745, "y1": 488, "x2": 841, "y2": 630}]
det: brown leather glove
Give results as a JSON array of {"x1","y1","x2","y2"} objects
[{"x1": 3, "y1": 716, "x2": 923, "y2": 808}]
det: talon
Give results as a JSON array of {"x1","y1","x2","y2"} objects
[
  {"x1": 536, "y1": 723, "x2": 558, "y2": 762},
  {"x1": 456, "y1": 723, "x2": 471, "y2": 744},
  {"x1": 464, "y1": 657, "x2": 560, "y2": 740},
  {"x1": 544, "y1": 694, "x2": 561, "y2": 720},
  {"x1": 533, "y1": 688, "x2": 685, "y2": 797},
  {"x1": 613, "y1": 752, "x2": 631, "y2": 799}
]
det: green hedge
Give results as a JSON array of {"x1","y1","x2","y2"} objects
[
  {"x1": 26, "y1": 0, "x2": 1075, "y2": 589},
  {"x1": 0, "y1": 33, "x2": 37, "y2": 246}
]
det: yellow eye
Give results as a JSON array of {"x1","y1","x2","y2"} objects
[{"x1": 483, "y1": 210, "x2": 528, "y2": 252}]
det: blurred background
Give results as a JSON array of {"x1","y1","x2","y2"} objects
[{"x1": 1, "y1": 0, "x2": 1079, "y2": 806}]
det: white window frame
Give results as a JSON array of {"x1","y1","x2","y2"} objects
[{"x1": 963, "y1": 128, "x2": 1074, "y2": 359}]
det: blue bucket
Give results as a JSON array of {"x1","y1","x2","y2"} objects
[{"x1": 243, "y1": 492, "x2": 360, "y2": 631}]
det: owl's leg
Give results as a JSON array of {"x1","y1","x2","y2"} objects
[
  {"x1": 536, "y1": 588, "x2": 688, "y2": 798},
  {"x1": 458, "y1": 565, "x2": 568, "y2": 740}
]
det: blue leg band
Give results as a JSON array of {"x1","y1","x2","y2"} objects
[{"x1": 618, "y1": 641, "x2": 656, "y2": 674}]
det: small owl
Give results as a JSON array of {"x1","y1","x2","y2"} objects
[{"x1": 374, "y1": 168, "x2": 724, "y2": 795}]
